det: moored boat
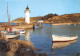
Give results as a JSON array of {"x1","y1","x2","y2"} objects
[
  {"x1": 5, "y1": 31, "x2": 20, "y2": 38},
  {"x1": 12, "y1": 28, "x2": 25, "y2": 31},
  {"x1": 19, "y1": 30, "x2": 26, "y2": 34},
  {"x1": 33, "y1": 23, "x2": 43, "y2": 29},
  {"x1": 52, "y1": 35, "x2": 78, "y2": 42},
  {"x1": 12, "y1": 28, "x2": 26, "y2": 34},
  {"x1": 4, "y1": 3, "x2": 20, "y2": 39}
]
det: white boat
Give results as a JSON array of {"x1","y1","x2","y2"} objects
[
  {"x1": 5, "y1": 31, "x2": 20, "y2": 39},
  {"x1": 1, "y1": 31, "x2": 20, "y2": 39},
  {"x1": 52, "y1": 35, "x2": 78, "y2": 42},
  {"x1": 12, "y1": 28, "x2": 26, "y2": 34},
  {"x1": 12, "y1": 28, "x2": 24, "y2": 31},
  {"x1": 19, "y1": 30, "x2": 26, "y2": 34}
]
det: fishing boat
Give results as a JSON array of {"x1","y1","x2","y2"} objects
[
  {"x1": 5, "y1": 31, "x2": 20, "y2": 38},
  {"x1": 52, "y1": 35, "x2": 78, "y2": 42},
  {"x1": 5, "y1": 22, "x2": 20, "y2": 39},
  {"x1": 5, "y1": 3, "x2": 20, "y2": 39}
]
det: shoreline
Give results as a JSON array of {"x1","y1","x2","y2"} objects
[
  {"x1": 51, "y1": 23, "x2": 71, "y2": 25},
  {"x1": 51, "y1": 23, "x2": 80, "y2": 25},
  {"x1": 0, "y1": 38, "x2": 47, "y2": 56}
]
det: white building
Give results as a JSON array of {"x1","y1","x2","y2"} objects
[
  {"x1": 38, "y1": 20, "x2": 44, "y2": 23},
  {"x1": 25, "y1": 6, "x2": 30, "y2": 24}
]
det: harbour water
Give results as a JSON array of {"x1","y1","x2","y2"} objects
[{"x1": 20, "y1": 24, "x2": 80, "y2": 56}]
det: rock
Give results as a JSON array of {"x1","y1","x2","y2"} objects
[
  {"x1": 6, "y1": 51, "x2": 16, "y2": 56},
  {"x1": 77, "y1": 53, "x2": 80, "y2": 56},
  {"x1": 38, "y1": 53, "x2": 47, "y2": 56},
  {"x1": 9, "y1": 41, "x2": 19, "y2": 52},
  {"x1": 0, "y1": 39, "x2": 10, "y2": 52},
  {"x1": 16, "y1": 40, "x2": 35, "y2": 49},
  {"x1": 0, "y1": 38, "x2": 47, "y2": 56}
]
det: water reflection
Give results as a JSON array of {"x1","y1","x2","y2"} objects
[
  {"x1": 19, "y1": 24, "x2": 80, "y2": 56},
  {"x1": 25, "y1": 30, "x2": 31, "y2": 41},
  {"x1": 52, "y1": 39, "x2": 77, "y2": 49}
]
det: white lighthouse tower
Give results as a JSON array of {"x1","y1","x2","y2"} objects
[{"x1": 25, "y1": 6, "x2": 30, "y2": 24}]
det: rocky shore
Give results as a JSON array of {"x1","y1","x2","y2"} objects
[{"x1": 0, "y1": 38, "x2": 47, "y2": 56}]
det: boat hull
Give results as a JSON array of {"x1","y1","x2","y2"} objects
[
  {"x1": 5, "y1": 34, "x2": 20, "y2": 39},
  {"x1": 52, "y1": 35, "x2": 78, "y2": 42}
]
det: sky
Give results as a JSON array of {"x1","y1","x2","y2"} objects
[{"x1": 0, "y1": 0, "x2": 80, "y2": 22}]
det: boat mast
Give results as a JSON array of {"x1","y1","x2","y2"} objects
[{"x1": 7, "y1": 2, "x2": 12, "y2": 33}]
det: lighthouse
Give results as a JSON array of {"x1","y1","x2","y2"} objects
[{"x1": 25, "y1": 6, "x2": 30, "y2": 24}]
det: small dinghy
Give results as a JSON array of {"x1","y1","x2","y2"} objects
[
  {"x1": 52, "y1": 35, "x2": 78, "y2": 42},
  {"x1": 19, "y1": 30, "x2": 26, "y2": 34},
  {"x1": 33, "y1": 23, "x2": 43, "y2": 29}
]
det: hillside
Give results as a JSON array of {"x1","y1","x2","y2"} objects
[
  {"x1": 11, "y1": 17, "x2": 25, "y2": 23},
  {"x1": 11, "y1": 13, "x2": 57, "y2": 23},
  {"x1": 45, "y1": 13, "x2": 80, "y2": 24},
  {"x1": 11, "y1": 17, "x2": 43, "y2": 23},
  {"x1": 11, "y1": 13, "x2": 80, "y2": 24}
]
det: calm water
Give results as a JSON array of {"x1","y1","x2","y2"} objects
[
  {"x1": 20, "y1": 24, "x2": 80, "y2": 56},
  {"x1": 0, "y1": 22, "x2": 17, "y2": 25}
]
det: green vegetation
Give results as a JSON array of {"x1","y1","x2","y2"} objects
[{"x1": 43, "y1": 13, "x2": 58, "y2": 20}]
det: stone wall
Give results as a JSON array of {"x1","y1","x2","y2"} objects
[{"x1": 12, "y1": 24, "x2": 33, "y2": 29}]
